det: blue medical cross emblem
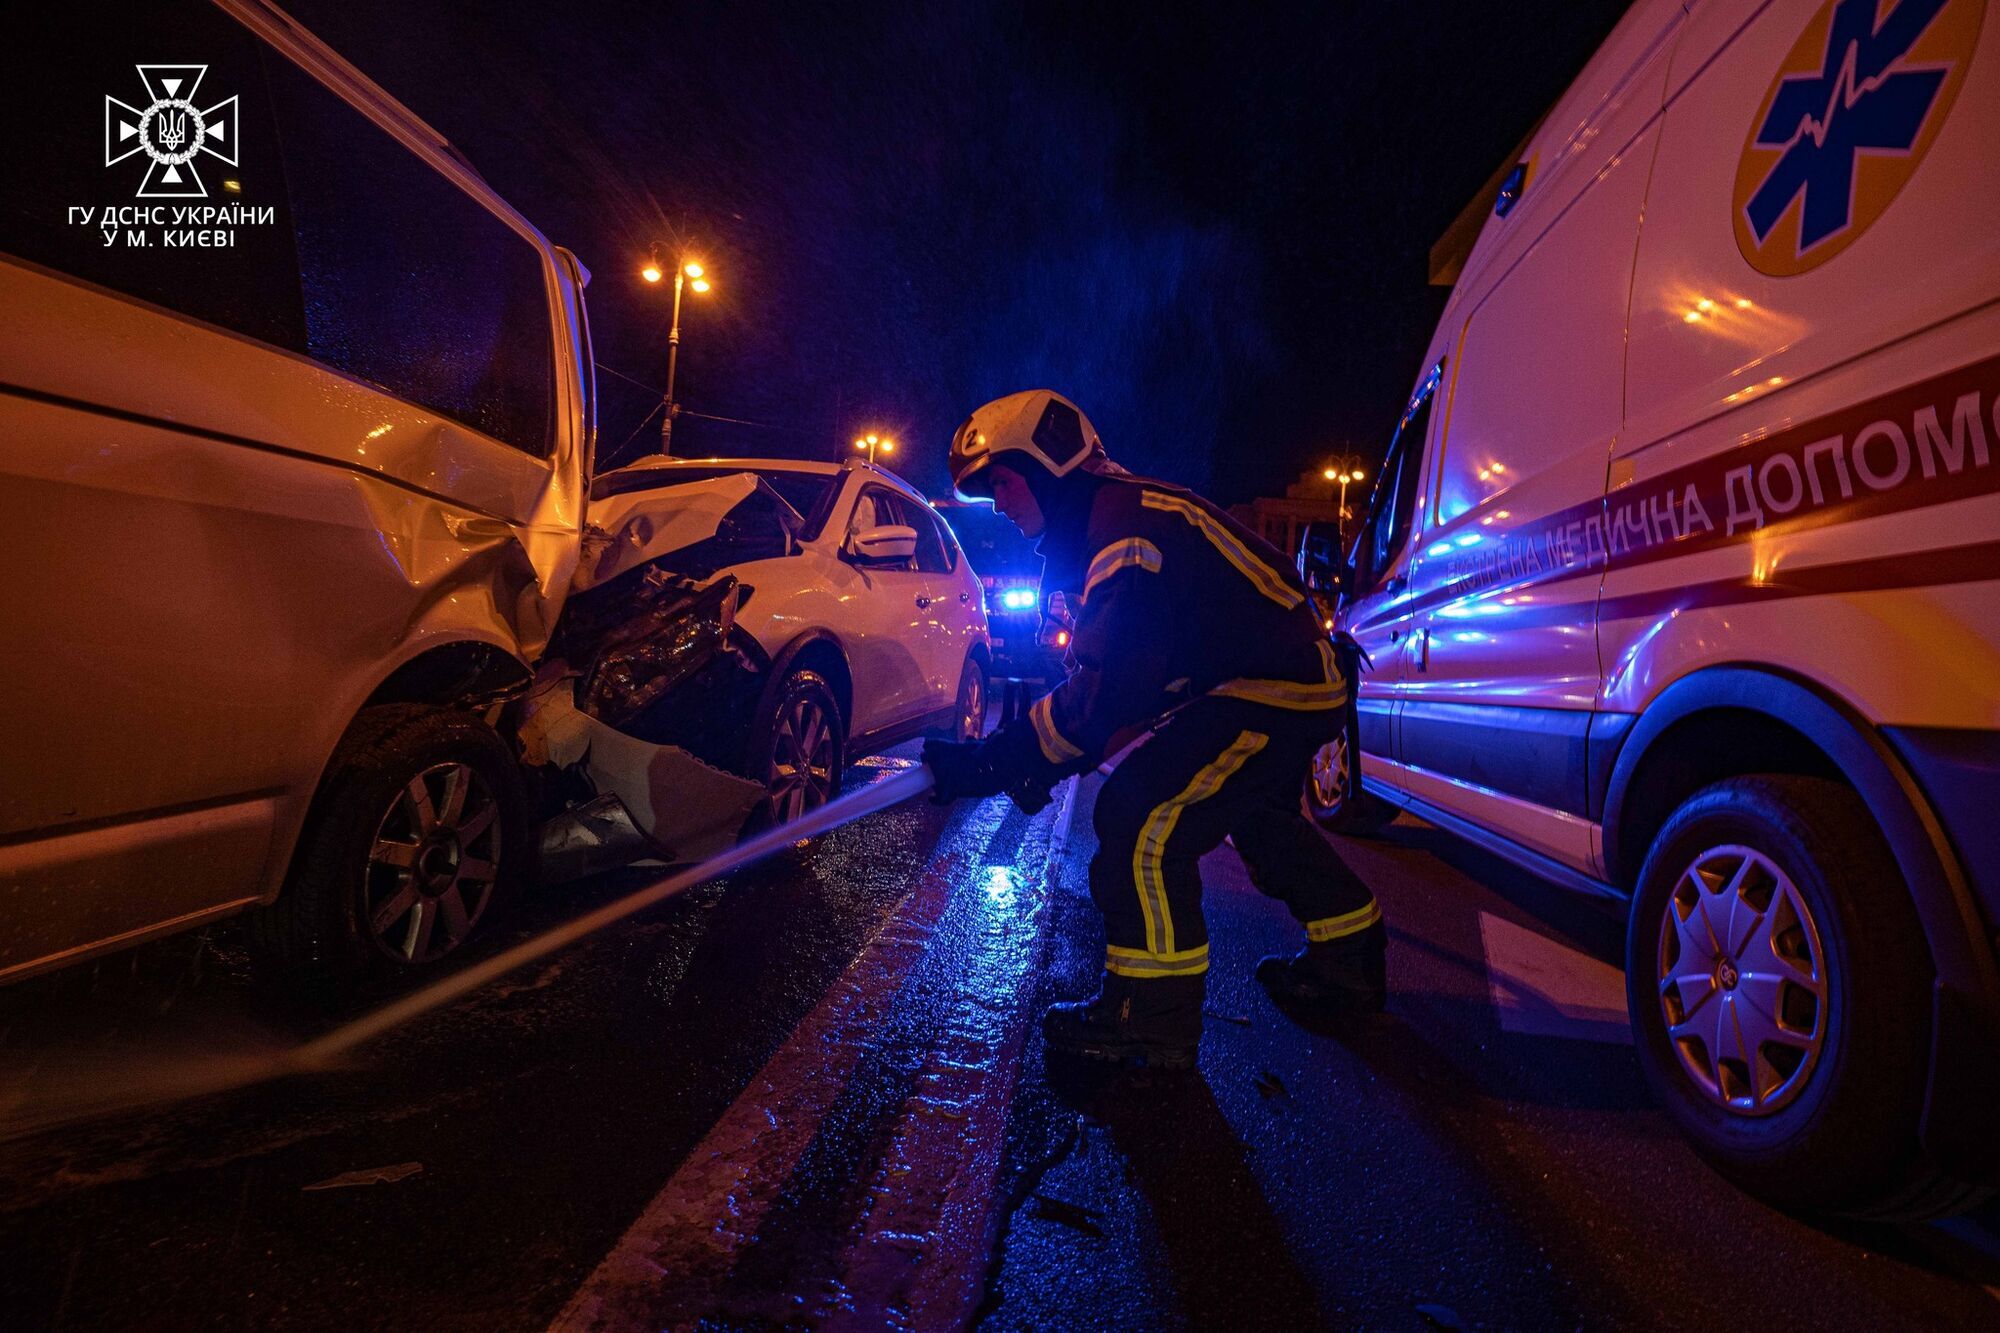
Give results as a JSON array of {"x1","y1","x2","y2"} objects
[{"x1": 1744, "y1": 0, "x2": 1949, "y2": 252}]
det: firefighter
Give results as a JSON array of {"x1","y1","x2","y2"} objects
[{"x1": 922, "y1": 389, "x2": 1386, "y2": 1069}]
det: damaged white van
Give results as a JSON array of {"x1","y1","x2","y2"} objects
[
  {"x1": 1325, "y1": 0, "x2": 1999, "y2": 1217},
  {"x1": 0, "y1": 1, "x2": 593, "y2": 986}
]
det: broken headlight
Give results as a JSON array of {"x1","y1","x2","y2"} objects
[{"x1": 562, "y1": 567, "x2": 741, "y2": 731}]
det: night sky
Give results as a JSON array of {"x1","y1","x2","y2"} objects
[{"x1": 285, "y1": 0, "x2": 1631, "y2": 504}]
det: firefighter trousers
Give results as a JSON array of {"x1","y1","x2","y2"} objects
[{"x1": 1087, "y1": 692, "x2": 1379, "y2": 982}]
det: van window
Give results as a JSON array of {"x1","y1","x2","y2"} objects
[
  {"x1": 263, "y1": 54, "x2": 556, "y2": 457},
  {"x1": 1356, "y1": 374, "x2": 1438, "y2": 593},
  {"x1": 0, "y1": 3, "x2": 307, "y2": 352}
]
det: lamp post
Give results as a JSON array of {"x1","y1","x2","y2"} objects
[
  {"x1": 851, "y1": 432, "x2": 897, "y2": 466},
  {"x1": 1322, "y1": 453, "x2": 1367, "y2": 542},
  {"x1": 641, "y1": 255, "x2": 712, "y2": 455}
]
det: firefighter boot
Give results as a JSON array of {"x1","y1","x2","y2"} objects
[
  {"x1": 1256, "y1": 919, "x2": 1387, "y2": 1012},
  {"x1": 1042, "y1": 973, "x2": 1204, "y2": 1070}
]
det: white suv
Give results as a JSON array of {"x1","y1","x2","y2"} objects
[
  {"x1": 519, "y1": 457, "x2": 990, "y2": 871},
  {"x1": 1326, "y1": 0, "x2": 1998, "y2": 1218}
]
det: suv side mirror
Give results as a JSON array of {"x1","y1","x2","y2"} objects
[{"x1": 847, "y1": 524, "x2": 918, "y2": 564}]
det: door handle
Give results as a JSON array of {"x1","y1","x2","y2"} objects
[{"x1": 1418, "y1": 627, "x2": 1431, "y2": 672}]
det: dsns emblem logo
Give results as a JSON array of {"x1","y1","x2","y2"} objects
[
  {"x1": 1733, "y1": 0, "x2": 1982, "y2": 276},
  {"x1": 104, "y1": 65, "x2": 240, "y2": 199}
]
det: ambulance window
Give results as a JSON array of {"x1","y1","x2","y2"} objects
[{"x1": 1358, "y1": 377, "x2": 1437, "y2": 592}]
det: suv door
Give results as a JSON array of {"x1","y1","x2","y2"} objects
[
  {"x1": 836, "y1": 485, "x2": 937, "y2": 731},
  {"x1": 888, "y1": 494, "x2": 977, "y2": 723}
]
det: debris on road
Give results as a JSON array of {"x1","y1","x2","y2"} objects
[
  {"x1": 1030, "y1": 1193, "x2": 1105, "y2": 1239},
  {"x1": 1253, "y1": 1070, "x2": 1288, "y2": 1099},
  {"x1": 302, "y1": 1162, "x2": 425, "y2": 1192}
]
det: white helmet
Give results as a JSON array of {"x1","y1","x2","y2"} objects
[{"x1": 948, "y1": 390, "x2": 1109, "y2": 502}]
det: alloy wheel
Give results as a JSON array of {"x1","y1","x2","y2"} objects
[
  {"x1": 1310, "y1": 732, "x2": 1350, "y2": 811},
  {"x1": 960, "y1": 666, "x2": 986, "y2": 740},
  {"x1": 769, "y1": 694, "x2": 837, "y2": 824},
  {"x1": 364, "y1": 762, "x2": 502, "y2": 964},
  {"x1": 1655, "y1": 843, "x2": 1829, "y2": 1116}
]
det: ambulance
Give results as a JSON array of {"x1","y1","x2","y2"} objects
[{"x1": 1327, "y1": 0, "x2": 2000, "y2": 1217}]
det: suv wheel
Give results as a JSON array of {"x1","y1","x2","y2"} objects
[
  {"x1": 1626, "y1": 775, "x2": 1974, "y2": 1218},
  {"x1": 1304, "y1": 730, "x2": 1396, "y2": 835},
  {"x1": 954, "y1": 656, "x2": 988, "y2": 741},
  {"x1": 247, "y1": 704, "x2": 527, "y2": 997},
  {"x1": 750, "y1": 669, "x2": 845, "y2": 826}
]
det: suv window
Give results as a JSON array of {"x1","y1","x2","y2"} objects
[
  {"x1": 1, "y1": 4, "x2": 307, "y2": 352},
  {"x1": 849, "y1": 487, "x2": 939, "y2": 572},
  {"x1": 889, "y1": 495, "x2": 952, "y2": 575},
  {"x1": 1356, "y1": 367, "x2": 1439, "y2": 595},
  {"x1": 264, "y1": 54, "x2": 555, "y2": 456}
]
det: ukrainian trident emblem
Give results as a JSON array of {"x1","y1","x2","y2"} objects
[{"x1": 105, "y1": 65, "x2": 240, "y2": 199}]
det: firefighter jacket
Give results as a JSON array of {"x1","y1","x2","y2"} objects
[{"x1": 996, "y1": 474, "x2": 1348, "y2": 783}]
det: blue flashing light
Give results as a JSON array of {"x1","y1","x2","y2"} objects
[{"x1": 999, "y1": 587, "x2": 1038, "y2": 611}]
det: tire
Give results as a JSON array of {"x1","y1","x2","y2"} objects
[
  {"x1": 746, "y1": 669, "x2": 846, "y2": 828},
  {"x1": 1303, "y1": 729, "x2": 1397, "y2": 836},
  {"x1": 954, "y1": 655, "x2": 989, "y2": 741},
  {"x1": 1624, "y1": 774, "x2": 1971, "y2": 1219},
  {"x1": 246, "y1": 704, "x2": 528, "y2": 998}
]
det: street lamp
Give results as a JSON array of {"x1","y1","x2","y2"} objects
[
  {"x1": 1323, "y1": 453, "x2": 1367, "y2": 541},
  {"x1": 642, "y1": 253, "x2": 714, "y2": 455},
  {"x1": 851, "y1": 431, "x2": 896, "y2": 466}
]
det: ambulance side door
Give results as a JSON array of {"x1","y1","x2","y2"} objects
[
  {"x1": 1397, "y1": 4, "x2": 1678, "y2": 876},
  {"x1": 1338, "y1": 371, "x2": 1436, "y2": 785}
]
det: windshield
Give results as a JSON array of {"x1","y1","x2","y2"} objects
[{"x1": 592, "y1": 465, "x2": 842, "y2": 540}]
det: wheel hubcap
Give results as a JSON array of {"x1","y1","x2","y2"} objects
[
  {"x1": 769, "y1": 697, "x2": 836, "y2": 824},
  {"x1": 1310, "y1": 733, "x2": 1349, "y2": 809},
  {"x1": 962, "y1": 671, "x2": 985, "y2": 739},
  {"x1": 366, "y1": 762, "x2": 502, "y2": 964},
  {"x1": 1656, "y1": 844, "x2": 1828, "y2": 1116}
]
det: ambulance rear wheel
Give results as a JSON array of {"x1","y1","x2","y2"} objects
[
  {"x1": 1625, "y1": 775, "x2": 1978, "y2": 1219},
  {"x1": 1305, "y1": 731, "x2": 1395, "y2": 836}
]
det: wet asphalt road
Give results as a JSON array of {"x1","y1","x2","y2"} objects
[{"x1": 4, "y1": 743, "x2": 2000, "y2": 1330}]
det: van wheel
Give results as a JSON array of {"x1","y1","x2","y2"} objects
[
  {"x1": 1625, "y1": 775, "x2": 1971, "y2": 1219},
  {"x1": 1304, "y1": 731, "x2": 1396, "y2": 836},
  {"x1": 747, "y1": 670, "x2": 845, "y2": 828},
  {"x1": 247, "y1": 704, "x2": 527, "y2": 999},
  {"x1": 954, "y1": 656, "x2": 989, "y2": 741}
]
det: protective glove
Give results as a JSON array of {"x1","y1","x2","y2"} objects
[{"x1": 921, "y1": 737, "x2": 1010, "y2": 802}]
